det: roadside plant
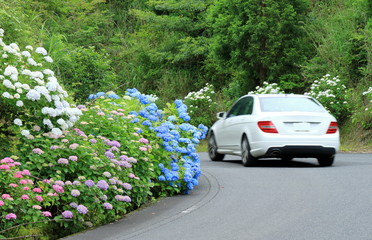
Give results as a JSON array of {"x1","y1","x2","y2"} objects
[
  {"x1": 183, "y1": 83, "x2": 219, "y2": 127},
  {"x1": 0, "y1": 157, "x2": 55, "y2": 238},
  {"x1": 0, "y1": 28, "x2": 82, "y2": 142},
  {"x1": 305, "y1": 74, "x2": 350, "y2": 121},
  {"x1": 80, "y1": 89, "x2": 207, "y2": 195},
  {"x1": 350, "y1": 86, "x2": 372, "y2": 129},
  {"x1": 248, "y1": 82, "x2": 285, "y2": 94}
]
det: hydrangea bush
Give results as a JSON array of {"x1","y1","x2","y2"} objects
[
  {"x1": 1, "y1": 88, "x2": 207, "y2": 239},
  {"x1": 0, "y1": 28, "x2": 82, "y2": 141},
  {"x1": 248, "y1": 81, "x2": 285, "y2": 94},
  {"x1": 183, "y1": 83, "x2": 219, "y2": 127},
  {"x1": 305, "y1": 74, "x2": 350, "y2": 121}
]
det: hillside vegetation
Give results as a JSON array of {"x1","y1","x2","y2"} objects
[
  {"x1": 0, "y1": 0, "x2": 371, "y2": 238},
  {"x1": 1, "y1": 0, "x2": 371, "y2": 117}
]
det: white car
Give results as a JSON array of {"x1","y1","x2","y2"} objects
[{"x1": 208, "y1": 94, "x2": 340, "y2": 167}]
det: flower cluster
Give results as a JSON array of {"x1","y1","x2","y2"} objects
[
  {"x1": 305, "y1": 74, "x2": 349, "y2": 120},
  {"x1": 183, "y1": 83, "x2": 219, "y2": 126},
  {"x1": 248, "y1": 82, "x2": 285, "y2": 94},
  {"x1": 83, "y1": 89, "x2": 207, "y2": 194},
  {"x1": 0, "y1": 28, "x2": 82, "y2": 137},
  {"x1": 0, "y1": 157, "x2": 57, "y2": 230}
]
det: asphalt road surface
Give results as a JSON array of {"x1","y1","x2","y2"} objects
[{"x1": 64, "y1": 153, "x2": 372, "y2": 240}]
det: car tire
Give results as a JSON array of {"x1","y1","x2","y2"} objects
[
  {"x1": 317, "y1": 156, "x2": 334, "y2": 167},
  {"x1": 208, "y1": 133, "x2": 224, "y2": 161},
  {"x1": 241, "y1": 137, "x2": 258, "y2": 167}
]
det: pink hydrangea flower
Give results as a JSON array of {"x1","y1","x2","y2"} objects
[
  {"x1": 139, "y1": 147, "x2": 147, "y2": 151},
  {"x1": 2, "y1": 194, "x2": 11, "y2": 200},
  {"x1": 9, "y1": 183, "x2": 18, "y2": 187},
  {"x1": 139, "y1": 138, "x2": 149, "y2": 144},
  {"x1": 32, "y1": 205, "x2": 42, "y2": 210},
  {"x1": 0, "y1": 165, "x2": 10, "y2": 170},
  {"x1": 21, "y1": 195, "x2": 30, "y2": 200},
  {"x1": 32, "y1": 148, "x2": 44, "y2": 154},
  {"x1": 41, "y1": 211, "x2": 52, "y2": 217},
  {"x1": 68, "y1": 156, "x2": 78, "y2": 161},
  {"x1": 34, "y1": 195, "x2": 43, "y2": 202},
  {"x1": 1, "y1": 157, "x2": 14, "y2": 163},
  {"x1": 62, "y1": 210, "x2": 73, "y2": 219},
  {"x1": 23, "y1": 187, "x2": 30, "y2": 191},
  {"x1": 5, "y1": 213, "x2": 17, "y2": 220},
  {"x1": 69, "y1": 143, "x2": 79, "y2": 150},
  {"x1": 0, "y1": 200, "x2": 4, "y2": 206},
  {"x1": 52, "y1": 184, "x2": 64, "y2": 193},
  {"x1": 32, "y1": 188, "x2": 42, "y2": 193},
  {"x1": 19, "y1": 180, "x2": 28, "y2": 184},
  {"x1": 13, "y1": 173, "x2": 23, "y2": 178}
]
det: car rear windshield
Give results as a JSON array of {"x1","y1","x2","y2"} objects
[{"x1": 259, "y1": 97, "x2": 325, "y2": 112}]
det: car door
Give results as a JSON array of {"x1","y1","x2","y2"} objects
[{"x1": 217, "y1": 97, "x2": 254, "y2": 151}]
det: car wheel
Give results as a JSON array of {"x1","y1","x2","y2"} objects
[
  {"x1": 241, "y1": 137, "x2": 257, "y2": 167},
  {"x1": 317, "y1": 156, "x2": 334, "y2": 167},
  {"x1": 208, "y1": 133, "x2": 224, "y2": 161}
]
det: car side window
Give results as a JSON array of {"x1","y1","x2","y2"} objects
[
  {"x1": 240, "y1": 97, "x2": 253, "y2": 115},
  {"x1": 227, "y1": 97, "x2": 253, "y2": 118}
]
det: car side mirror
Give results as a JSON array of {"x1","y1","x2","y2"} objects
[{"x1": 217, "y1": 112, "x2": 226, "y2": 119}]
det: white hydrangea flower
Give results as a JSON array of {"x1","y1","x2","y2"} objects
[
  {"x1": 46, "y1": 81, "x2": 58, "y2": 91},
  {"x1": 22, "y1": 84, "x2": 30, "y2": 90},
  {"x1": 51, "y1": 127, "x2": 62, "y2": 136},
  {"x1": 26, "y1": 89, "x2": 41, "y2": 101},
  {"x1": 27, "y1": 58, "x2": 38, "y2": 66},
  {"x1": 0, "y1": 28, "x2": 4, "y2": 37},
  {"x1": 25, "y1": 45, "x2": 33, "y2": 51},
  {"x1": 43, "y1": 69, "x2": 54, "y2": 75},
  {"x1": 9, "y1": 43, "x2": 20, "y2": 51},
  {"x1": 3, "y1": 45, "x2": 16, "y2": 54},
  {"x1": 2, "y1": 92, "x2": 12, "y2": 98},
  {"x1": 35, "y1": 47, "x2": 48, "y2": 56},
  {"x1": 21, "y1": 130, "x2": 30, "y2": 136},
  {"x1": 57, "y1": 118, "x2": 66, "y2": 125},
  {"x1": 14, "y1": 118, "x2": 22, "y2": 126},
  {"x1": 16, "y1": 100, "x2": 24, "y2": 107},
  {"x1": 21, "y1": 51, "x2": 31, "y2": 58},
  {"x1": 44, "y1": 56, "x2": 53, "y2": 63},
  {"x1": 3, "y1": 79, "x2": 14, "y2": 89}
]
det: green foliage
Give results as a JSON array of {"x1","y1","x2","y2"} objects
[
  {"x1": 303, "y1": 0, "x2": 370, "y2": 84},
  {"x1": 206, "y1": 0, "x2": 311, "y2": 98},
  {"x1": 56, "y1": 46, "x2": 117, "y2": 101}
]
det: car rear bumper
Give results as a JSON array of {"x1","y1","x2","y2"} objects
[{"x1": 262, "y1": 146, "x2": 336, "y2": 158}]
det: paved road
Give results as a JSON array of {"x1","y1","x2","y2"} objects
[{"x1": 65, "y1": 153, "x2": 372, "y2": 240}]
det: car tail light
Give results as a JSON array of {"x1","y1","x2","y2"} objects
[
  {"x1": 258, "y1": 121, "x2": 278, "y2": 133},
  {"x1": 326, "y1": 122, "x2": 338, "y2": 134}
]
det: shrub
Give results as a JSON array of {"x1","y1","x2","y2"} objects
[
  {"x1": 305, "y1": 74, "x2": 350, "y2": 121},
  {"x1": 56, "y1": 47, "x2": 117, "y2": 102},
  {"x1": 183, "y1": 83, "x2": 219, "y2": 127},
  {"x1": 350, "y1": 86, "x2": 372, "y2": 130},
  {"x1": 248, "y1": 81, "x2": 285, "y2": 94},
  {"x1": 0, "y1": 28, "x2": 82, "y2": 151}
]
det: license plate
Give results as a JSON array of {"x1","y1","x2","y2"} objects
[{"x1": 293, "y1": 122, "x2": 310, "y2": 131}]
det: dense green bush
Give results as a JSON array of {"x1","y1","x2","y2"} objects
[{"x1": 56, "y1": 47, "x2": 117, "y2": 102}]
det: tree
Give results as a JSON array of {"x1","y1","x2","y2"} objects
[{"x1": 206, "y1": 0, "x2": 311, "y2": 97}]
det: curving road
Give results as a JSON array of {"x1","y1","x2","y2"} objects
[{"x1": 65, "y1": 153, "x2": 372, "y2": 240}]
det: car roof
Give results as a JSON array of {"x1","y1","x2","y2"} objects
[{"x1": 246, "y1": 94, "x2": 311, "y2": 98}]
